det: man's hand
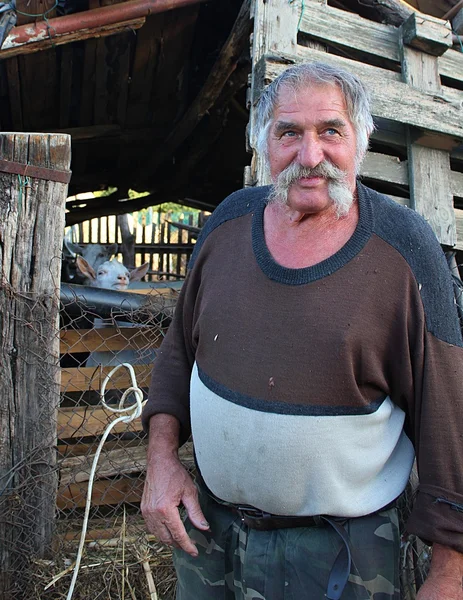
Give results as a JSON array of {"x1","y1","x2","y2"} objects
[
  {"x1": 141, "y1": 414, "x2": 209, "y2": 557},
  {"x1": 416, "y1": 544, "x2": 463, "y2": 600}
]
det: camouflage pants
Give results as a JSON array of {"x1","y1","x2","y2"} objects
[{"x1": 173, "y1": 482, "x2": 400, "y2": 600}]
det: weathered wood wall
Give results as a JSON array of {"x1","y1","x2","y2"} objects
[
  {"x1": 246, "y1": 0, "x2": 463, "y2": 248},
  {"x1": 0, "y1": 133, "x2": 71, "y2": 597}
]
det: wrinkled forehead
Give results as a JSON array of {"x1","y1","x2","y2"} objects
[{"x1": 273, "y1": 80, "x2": 348, "y2": 115}]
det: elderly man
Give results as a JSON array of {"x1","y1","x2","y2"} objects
[{"x1": 141, "y1": 62, "x2": 463, "y2": 599}]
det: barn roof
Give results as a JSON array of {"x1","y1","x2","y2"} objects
[{"x1": 0, "y1": 0, "x2": 461, "y2": 225}]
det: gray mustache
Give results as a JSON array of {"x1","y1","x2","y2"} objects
[{"x1": 277, "y1": 161, "x2": 347, "y2": 187}]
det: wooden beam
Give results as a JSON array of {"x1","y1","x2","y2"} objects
[
  {"x1": 137, "y1": 0, "x2": 252, "y2": 183},
  {"x1": 58, "y1": 477, "x2": 144, "y2": 509},
  {"x1": 61, "y1": 365, "x2": 153, "y2": 393},
  {"x1": 0, "y1": 133, "x2": 71, "y2": 593},
  {"x1": 58, "y1": 406, "x2": 143, "y2": 440},
  {"x1": 249, "y1": 0, "x2": 301, "y2": 184},
  {"x1": 0, "y1": 18, "x2": 146, "y2": 60},
  {"x1": 401, "y1": 13, "x2": 452, "y2": 56},
  {"x1": 260, "y1": 50, "x2": 463, "y2": 141},
  {"x1": 400, "y1": 20, "x2": 456, "y2": 246},
  {"x1": 345, "y1": 0, "x2": 416, "y2": 27},
  {"x1": 360, "y1": 151, "x2": 463, "y2": 198},
  {"x1": 65, "y1": 192, "x2": 174, "y2": 226},
  {"x1": 361, "y1": 152, "x2": 408, "y2": 185},
  {"x1": 60, "y1": 326, "x2": 164, "y2": 354},
  {"x1": 297, "y1": 2, "x2": 463, "y2": 82},
  {"x1": 59, "y1": 441, "x2": 194, "y2": 487}
]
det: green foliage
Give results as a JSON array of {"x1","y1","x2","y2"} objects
[{"x1": 93, "y1": 188, "x2": 200, "y2": 214}]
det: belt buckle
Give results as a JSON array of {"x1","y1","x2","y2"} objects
[{"x1": 237, "y1": 505, "x2": 272, "y2": 524}]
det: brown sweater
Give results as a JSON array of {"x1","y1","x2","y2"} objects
[{"x1": 143, "y1": 182, "x2": 463, "y2": 552}]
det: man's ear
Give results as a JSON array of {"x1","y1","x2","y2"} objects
[
  {"x1": 76, "y1": 256, "x2": 97, "y2": 281},
  {"x1": 129, "y1": 262, "x2": 150, "y2": 282}
]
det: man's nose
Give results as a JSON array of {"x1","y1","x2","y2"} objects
[{"x1": 297, "y1": 135, "x2": 324, "y2": 168}]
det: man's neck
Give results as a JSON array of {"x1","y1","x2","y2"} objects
[{"x1": 263, "y1": 199, "x2": 360, "y2": 269}]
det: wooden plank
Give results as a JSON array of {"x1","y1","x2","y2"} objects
[
  {"x1": 4, "y1": 57, "x2": 23, "y2": 130},
  {"x1": 408, "y1": 146, "x2": 456, "y2": 244},
  {"x1": 58, "y1": 406, "x2": 143, "y2": 440},
  {"x1": 149, "y1": 6, "x2": 199, "y2": 130},
  {"x1": 455, "y1": 208, "x2": 463, "y2": 250},
  {"x1": 115, "y1": 32, "x2": 131, "y2": 126},
  {"x1": 361, "y1": 151, "x2": 463, "y2": 198},
  {"x1": 60, "y1": 326, "x2": 164, "y2": 354},
  {"x1": 401, "y1": 13, "x2": 452, "y2": 56},
  {"x1": 361, "y1": 152, "x2": 408, "y2": 185},
  {"x1": 59, "y1": 441, "x2": 194, "y2": 486},
  {"x1": 57, "y1": 443, "x2": 194, "y2": 509},
  {"x1": 94, "y1": 38, "x2": 109, "y2": 125},
  {"x1": 299, "y1": 2, "x2": 401, "y2": 63},
  {"x1": 297, "y1": 0, "x2": 463, "y2": 83},
  {"x1": 400, "y1": 33, "x2": 456, "y2": 246},
  {"x1": 19, "y1": 49, "x2": 58, "y2": 130},
  {"x1": 59, "y1": 46, "x2": 74, "y2": 129},
  {"x1": 452, "y1": 170, "x2": 463, "y2": 198},
  {"x1": 0, "y1": 133, "x2": 71, "y2": 593},
  {"x1": 79, "y1": 39, "x2": 98, "y2": 126},
  {"x1": 125, "y1": 14, "x2": 164, "y2": 127},
  {"x1": 0, "y1": 18, "x2": 145, "y2": 60},
  {"x1": 260, "y1": 50, "x2": 463, "y2": 141},
  {"x1": 57, "y1": 477, "x2": 144, "y2": 510},
  {"x1": 250, "y1": 0, "x2": 301, "y2": 184},
  {"x1": 61, "y1": 365, "x2": 153, "y2": 392}
]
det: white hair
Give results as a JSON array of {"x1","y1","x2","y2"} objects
[{"x1": 255, "y1": 62, "x2": 374, "y2": 173}]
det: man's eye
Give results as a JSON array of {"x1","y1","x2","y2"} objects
[
  {"x1": 324, "y1": 128, "x2": 339, "y2": 136},
  {"x1": 281, "y1": 130, "x2": 297, "y2": 138}
]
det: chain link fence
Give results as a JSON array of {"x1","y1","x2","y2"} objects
[{"x1": 8, "y1": 253, "x2": 463, "y2": 599}]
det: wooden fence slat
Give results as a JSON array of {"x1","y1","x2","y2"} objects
[
  {"x1": 58, "y1": 406, "x2": 143, "y2": 440},
  {"x1": 57, "y1": 443, "x2": 194, "y2": 509},
  {"x1": 259, "y1": 51, "x2": 463, "y2": 141},
  {"x1": 400, "y1": 20, "x2": 456, "y2": 246},
  {"x1": 58, "y1": 477, "x2": 144, "y2": 510},
  {"x1": 60, "y1": 327, "x2": 163, "y2": 354},
  {"x1": 0, "y1": 132, "x2": 71, "y2": 593},
  {"x1": 61, "y1": 365, "x2": 153, "y2": 392},
  {"x1": 298, "y1": 1, "x2": 463, "y2": 83},
  {"x1": 59, "y1": 442, "x2": 194, "y2": 486},
  {"x1": 361, "y1": 151, "x2": 463, "y2": 198}
]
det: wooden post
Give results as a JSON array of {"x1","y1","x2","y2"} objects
[
  {"x1": 247, "y1": 0, "x2": 301, "y2": 186},
  {"x1": 0, "y1": 133, "x2": 71, "y2": 597},
  {"x1": 246, "y1": 0, "x2": 327, "y2": 187},
  {"x1": 400, "y1": 14, "x2": 456, "y2": 246},
  {"x1": 117, "y1": 213, "x2": 136, "y2": 268}
]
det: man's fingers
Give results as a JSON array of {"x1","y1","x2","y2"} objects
[
  {"x1": 182, "y1": 491, "x2": 210, "y2": 531},
  {"x1": 163, "y1": 513, "x2": 199, "y2": 556}
]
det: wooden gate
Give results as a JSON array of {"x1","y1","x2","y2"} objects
[{"x1": 246, "y1": 0, "x2": 463, "y2": 249}]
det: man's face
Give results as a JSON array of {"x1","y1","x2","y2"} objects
[{"x1": 267, "y1": 83, "x2": 359, "y2": 215}]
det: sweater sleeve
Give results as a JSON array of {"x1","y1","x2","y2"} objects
[
  {"x1": 405, "y1": 330, "x2": 463, "y2": 551},
  {"x1": 403, "y1": 247, "x2": 463, "y2": 552},
  {"x1": 141, "y1": 267, "x2": 199, "y2": 445}
]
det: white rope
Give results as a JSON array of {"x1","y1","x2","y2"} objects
[{"x1": 65, "y1": 363, "x2": 146, "y2": 600}]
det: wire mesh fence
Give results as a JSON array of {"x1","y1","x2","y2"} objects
[{"x1": 6, "y1": 255, "x2": 461, "y2": 599}]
